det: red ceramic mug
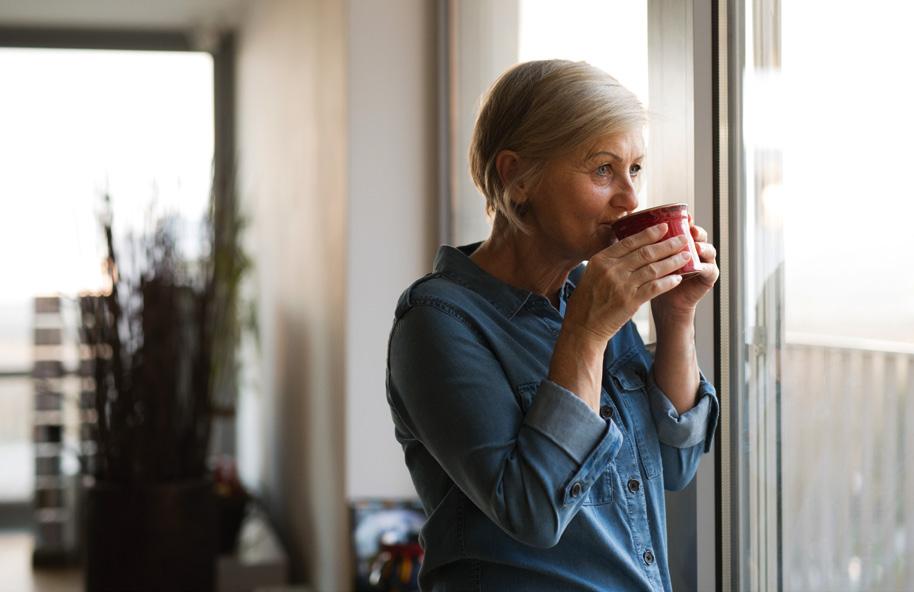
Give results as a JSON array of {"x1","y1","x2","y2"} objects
[{"x1": 611, "y1": 203, "x2": 701, "y2": 277}]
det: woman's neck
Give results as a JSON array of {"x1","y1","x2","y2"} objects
[{"x1": 469, "y1": 218, "x2": 577, "y2": 308}]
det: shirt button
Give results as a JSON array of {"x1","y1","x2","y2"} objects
[
  {"x1": 599, "y1": 405, "x2": 613, "y2": 420},
  {"x1": 643, "y1": 549, "x2": 655, "y2": 565},
  {"x1": 570, "y1": 482, "x2": 583, "y2": 497},
  {"x1": 627, "y1": 479, "x2": 641, "y2": 493}
]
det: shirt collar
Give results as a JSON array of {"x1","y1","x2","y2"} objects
[{"x1": 432, "y1": 242, "x2": 584, "y2": 320}]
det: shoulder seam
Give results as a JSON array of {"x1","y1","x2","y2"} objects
[
  {"x1": 404, "y1": 296, "x2": 486, "y2": 342},
  {"x1": 439, "y1": 270, "x2": 515, "y2": 318}
]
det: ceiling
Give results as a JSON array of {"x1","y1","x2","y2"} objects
[{"x1": 0, "y1": 0, "x2": 247, "y2": 30}]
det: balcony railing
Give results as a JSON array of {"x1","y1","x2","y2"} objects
[{"x1": 783, "y1": 333, "x2": 914, "y2": 591}]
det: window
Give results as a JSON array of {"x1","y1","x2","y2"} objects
[
  {"x1": 725, "y1": 0, "x2": 914, "y2": 588},
  {"x1": 0, "y1": 46, "x2": 214, "y2": 541}
]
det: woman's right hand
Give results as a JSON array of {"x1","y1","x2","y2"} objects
[
  {"x1": 563, "y1": 222, "x2": 690, "y2": 346},
  {"x1": 548, "y1": 222, "x2": 689, "y2": 411}
]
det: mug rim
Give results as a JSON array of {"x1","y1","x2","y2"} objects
[
  {"x1": 620, "y1": 202, "x2": 688, "y2": 218},
  {"x1": 611, "y1": 202, "x2": 690, "y2": 237}
]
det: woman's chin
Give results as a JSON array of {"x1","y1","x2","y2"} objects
[{"x1": 582, "y1": 241, "x2": 611, "y2": 261}]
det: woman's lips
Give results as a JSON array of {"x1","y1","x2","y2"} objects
[
  {"x1": 599, "y1": 223, "x2": 619, "y2": 244},
  {"x1": 601, "y1": 214, "x2": 629, "y2": 226}
]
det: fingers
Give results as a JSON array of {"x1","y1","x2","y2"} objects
[
  {"x1": 622, "y1": 233, "x2": 688, "y2": 271},
  {"x1": 635, "y1": 272, "x2": 683, "y2": 302},
  {"x1": 695, "y1": 241, "x2": 716, "y2": 262},
  {"x1": 690, "y1": 224, "x2": 708, "y2": 243},
  {"x1": 631, "y1": 248, "x2": 692, "y2": 284},
  {"x1": 609, "y1": 223, "x2": 669, "y2": 256}
]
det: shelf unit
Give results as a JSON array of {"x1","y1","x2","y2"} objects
[{"x1": 31, "y1": 296, "x2": 68, "y2": 563}]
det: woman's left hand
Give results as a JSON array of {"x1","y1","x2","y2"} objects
[{"x1": 651, "y1": 217, "x2": 720, "y2": 323}]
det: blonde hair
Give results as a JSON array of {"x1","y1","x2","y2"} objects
[{"x1": 468, "y1": 60, "x2": 646, "y2": 234}]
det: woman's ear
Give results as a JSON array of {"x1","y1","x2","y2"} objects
[{"x1": 495, "y1": 150, "x2": 528, "y2": 200}]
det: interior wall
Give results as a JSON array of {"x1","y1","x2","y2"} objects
[
  {"x1": 344, "y1": 0, "x2": 436, "y2": 500},
  {"x1": 235, "y1": 0, "x2": 348, "y2": 588}
]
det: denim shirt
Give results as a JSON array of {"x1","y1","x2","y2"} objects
[{"x1": 386, "y1": 242, "x2": 719, "y2": 591}]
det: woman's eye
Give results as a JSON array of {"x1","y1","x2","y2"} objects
[
  {"x1": 630, "y1": 163, "x2": 642, "y2": 177},
  {"x1": 596, "y1": 164, "x2": 611, "y2": 177}
]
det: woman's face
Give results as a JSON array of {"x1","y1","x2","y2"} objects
[{"x1": 523, "y1": 130, "x2": 644, "y2": 261}]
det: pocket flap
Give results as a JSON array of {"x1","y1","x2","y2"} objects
[{"x1": 609, "y1": 364, "x2": 646, "y2": 391}]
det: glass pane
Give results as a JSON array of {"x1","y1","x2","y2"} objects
[
  {"x1": 737, "y1": 0, "x2": 914, "y2": 588},
  {"x1": 0, "y1": 48, "x2": 214, "y2": 506}
]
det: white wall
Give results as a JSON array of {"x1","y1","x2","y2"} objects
[
  {"x1": 235, "y1": 0, "x2": 348, "y2": 588},
  {"x1": 237, "y1": 0, "x2": 438, "y2": 586},
  {"x1": 345, "y1": 0, "x2": 437, "y2": 499}
]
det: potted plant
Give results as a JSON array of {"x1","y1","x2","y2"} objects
[{"x1": 78, "y1": 179, "x2": 250, "y2": 591}]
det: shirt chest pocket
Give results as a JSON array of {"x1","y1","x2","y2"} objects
[
  {"x1": 514, "y1": 381, "x2": 616, "y2": 506},
  {"x1": 608, "y1": 361, "x2": 662, "y2": 480}
]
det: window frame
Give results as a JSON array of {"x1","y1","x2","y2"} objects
[{"x1": 716, "y1": 0, "x2": 786, "y2": 588}]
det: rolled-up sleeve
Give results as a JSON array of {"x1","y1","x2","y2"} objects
[
  {"x1": 646, "y1": 370, "x2": 719, "y2": 452},
  {"x1": 645, "y1": 368, "x2": 719, "y2": 491},
  {"x1": 388, "y1": 303, "x2": 624, "y2": 548}
]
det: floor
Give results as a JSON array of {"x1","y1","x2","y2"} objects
[{"x1": 0, "y1": 531, "x2": 82, "y2": 592}]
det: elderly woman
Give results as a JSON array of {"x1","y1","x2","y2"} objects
[{"x1": 386, "y1": 60, "x2": 719, "y2": 591}]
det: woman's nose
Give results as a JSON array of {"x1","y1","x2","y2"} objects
[{"x1": 613, "y1": 180, "x2": 639, "y2": 212}]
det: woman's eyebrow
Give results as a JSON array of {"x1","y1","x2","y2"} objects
[{"x1": 587, "y1": 150, "x2": 645, "y2": 161}]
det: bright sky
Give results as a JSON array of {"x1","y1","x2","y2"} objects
[{"x1": 0, "y1": 48, "x2": 213, "y2": 368}]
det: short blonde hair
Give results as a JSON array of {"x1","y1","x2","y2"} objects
[{"x1": 468, "y1": 60, "x2": 646, "y2": 234}]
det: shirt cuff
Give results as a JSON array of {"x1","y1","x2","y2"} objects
[
  {"x1": 647, "y1": 369, "x2": 719, "y2": 452},
  {"x1": 523, "y1": 379, "x2": 625, "y2": 506},
  {"x1": 522, "y1": 379, "x2": 605, "y2": 462}
]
